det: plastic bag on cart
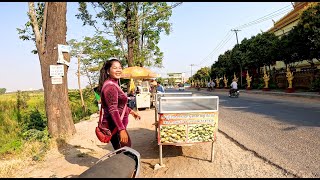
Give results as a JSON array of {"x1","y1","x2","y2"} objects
[{"x1": 78, "y1": 147, "x2": 141, "y2": 178}]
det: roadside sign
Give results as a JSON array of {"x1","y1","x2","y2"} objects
[
  {"x1": 51, "y1": 76, "x2": 63, "y2": 85},
  {"x1": 50, "y1": 65, "x2": 64, "y2": 77}
]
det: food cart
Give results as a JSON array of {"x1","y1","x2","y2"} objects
[
  {"x1": 154, "y1": 92, "x2": 193, "y2": 138},
  {"x1": 154, "y1": 94, "x2": 219, "y2": 168},
  {"x1": 135, "y1": 80, "x2": 151, "y2": 109},
  {"x1": 121, "y1": 66, "x2": 158, "y2": 110}
]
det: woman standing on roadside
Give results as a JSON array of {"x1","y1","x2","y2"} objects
[{"x1": 97, "y1": 58, "x2": 141, "y2": 150}]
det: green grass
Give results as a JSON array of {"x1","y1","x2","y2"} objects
[{"x1": 0, "y1": 88, "x2": 98, "y2": 158}]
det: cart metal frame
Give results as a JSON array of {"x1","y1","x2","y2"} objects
[{"x1": 154, "y1": 94, "x2": 219, "y2": 167}]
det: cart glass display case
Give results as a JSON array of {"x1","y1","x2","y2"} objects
[{"x1": 157, "y1": 96, "x2": 219, "y2": 145}]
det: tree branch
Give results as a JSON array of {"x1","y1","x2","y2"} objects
[
  {"x1": 137, "y1": 3, "x2": 152, "y2": 23},
  {"x1": 28, "y1": 2, "x2": 42, "y2": 53},
  {"x1": 111, "y1": 2, "x2": 128, "y2": 60},
  {"x1": 41, "y1": 2, "x2": 48, "y2": 54},
  {"x1": 94, "y1": 2, "x2": 127, "y2": 58},
  {"x1": 138, "y1": 2, "x2": 182, "y2": 22}
]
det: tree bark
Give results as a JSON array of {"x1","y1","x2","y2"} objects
[
  {"x1": 41, "y1": 2, "x2": 76, "y2": 138},
  {"x1": 126, "y1": 2, "x2": 134, "y2": 67}
]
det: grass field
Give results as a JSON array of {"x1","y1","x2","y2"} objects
[{"x1": 0, "y1": 89, "x2": 97, "y2": 159}]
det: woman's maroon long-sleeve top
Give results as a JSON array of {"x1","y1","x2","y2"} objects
[{"x1": 101, "y1": 78, "x2": 132, "y2": 131}]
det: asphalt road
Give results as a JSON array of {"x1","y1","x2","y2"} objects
[{"x1": 165, "y1": 88, "x2": 320, "y2": 178}]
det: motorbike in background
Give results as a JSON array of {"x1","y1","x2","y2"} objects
[
  {"x1": 78, "y1": 146, "x2": 141, "y2": 178},
  {"x1": 229, "y1": 89, "x2": 240, "y2": 98}
]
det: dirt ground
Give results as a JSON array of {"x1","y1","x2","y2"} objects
[{"x1": 4, "y1": 108, "x2": 294, "y2": 178}]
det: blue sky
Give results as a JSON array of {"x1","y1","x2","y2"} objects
[{"x1": 0, "y1": 2, "x2": 293, "y2": 92}]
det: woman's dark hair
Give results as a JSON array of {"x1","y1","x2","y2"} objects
[{"x1": 97, "y1": 58, "x2": 121, "y2": 94}]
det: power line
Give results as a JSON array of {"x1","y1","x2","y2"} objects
[
  {"x1": 235, "y1": 5, "x2": 292, "y2": 29},
  {"x1": 236, "y1": 9, "x2": 292, "y2": 30},
  {"x1": 202, "y1": 36, "x2": 235, "y2": 68},
  {"x1": 185, "y1": 4, "x2": 294, "y2": 78},
  {"x1": 234, "y1": 5, "x2": 293, "y2": 30},
  {"x1": 197, "y1": 31, "x2": 234, "y2": 66},
  {"x1": 197, "y1": 4, "x2": 293, "y2": 68},
  {"x1": 197, "y1": 31, "x2": 233, "y2": 66}
]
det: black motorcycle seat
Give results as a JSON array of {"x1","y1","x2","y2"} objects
[{"x1": 78, "y1": 153, "x2": 136, "y2": 178}]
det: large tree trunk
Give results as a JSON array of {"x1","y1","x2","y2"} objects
[
  {"x1": 126, "y1": 3, "x2": 134, "y2": 67},
  {"x1": 41, "y1": 2, "x2": 76, "y2": 138}
]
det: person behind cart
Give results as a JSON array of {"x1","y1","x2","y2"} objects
[
  {"x1": 135, "y1": 80, "x2": 142, "y2": 94},
  {"x1": 127, "y1": 90, "x2": 136, "y2": 109},
  {"x1": 156, "y1": 81, "x2": 165, "y2": 93}
]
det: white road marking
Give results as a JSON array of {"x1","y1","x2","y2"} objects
[{"x1": 222, "y1": 106, "x2": 249, "y2": 109}]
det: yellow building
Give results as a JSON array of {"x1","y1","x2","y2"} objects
[
  {"x1": 268, "y1": 2, "x2": 309, "y2": 37},
  {"x1": 164, "y1": 72, "x2": 186, "y2": 86},
  {"x1": 267, "y1": 2, "x2": 320, "y2": 71}
]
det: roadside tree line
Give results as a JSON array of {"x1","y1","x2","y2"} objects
[{"x1": 190, "y1": 2, "x2": 320, "y2": 89}]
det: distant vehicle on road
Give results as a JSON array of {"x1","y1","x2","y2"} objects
[
  {"x1": 184, "y1": 83, "x2": 190, "y2": 88},
  {"x1": 178, "y1": 83, "x2": 185, "y2": 91}
]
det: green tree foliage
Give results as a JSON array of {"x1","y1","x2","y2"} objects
[
  {"x1": 16, "y1": 2, "x2": 45, "y2": 54},
  {"x1": 68, "y1": 88, "x2": 97, "y2": 123},
  {"x1": 211, "y1": 50, "x2": 232, "y2": 78},
  {"x1": 208, "y1": 2, "x2": 320, "y2": 90},
  {"x1": 155, "y1": 77, "x2": 164, "y2": 85},
  {"x1": 23, "y1": 109, "x2": 47, "y2": 131},
  {"x1": 298, "y1": 2, "x2": 320, "y2": 61},
  {"x1": 193, "y1": 67, "x2": 210, "y2": 81},
  {"x1": 76, "y1": 2, "x2": 182, "y2": 67},
  {"x1": 16, "y1": 91, "x2": 30, "y2": 122},
  {"x1": 247, "y1": 33, "x2": 279, "y2": 68},
  {"x1": 276, "y1": 33, "x2": 293, "y2": 67},
  {"x1": 167, "y1": 78, "x2": 176, "y2": 86},
  {"x1": 0, "y1": 88, "x2": 6, "y2": 94},
  {"x1": 68, "y1": 34, "x2": 122, "y2": 86},
  {"x1": 286, "y1": 25, "x2": 310, "y2": 63}
]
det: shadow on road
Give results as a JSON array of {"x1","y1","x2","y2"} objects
[
  {"x1": 127, "y1": 128, "x2": 183, "y2": 160},
  {"x1": 56, "y1": 138, "x2": 99, "y2": 167},
  {"x1": 55, "y1": 138, "x2": 101, "y2": 178},
  {"x1": 192, "y1": 90, "x2": 320, "y2": 128},
  {"x1": 54, "y1": 127, "x2": 185, "y2": 177}
]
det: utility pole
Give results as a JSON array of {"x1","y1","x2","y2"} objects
[
  {"x1": 190, "y1": 64, "x2": 196, "y2": 78},
  {"x1": 231, "y1": 29, "x2": 240, "y2": 45},
  {"x1": 231, "y1": 29, "x2": 243, "y2": 87}
]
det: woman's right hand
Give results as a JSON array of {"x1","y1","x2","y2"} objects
[
  {"x1": 119, "y1": 130, "x2": 128, "y2": 143},
  {"x1": 130, "y1": 110, "x2": 141, "y2": 120}
]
